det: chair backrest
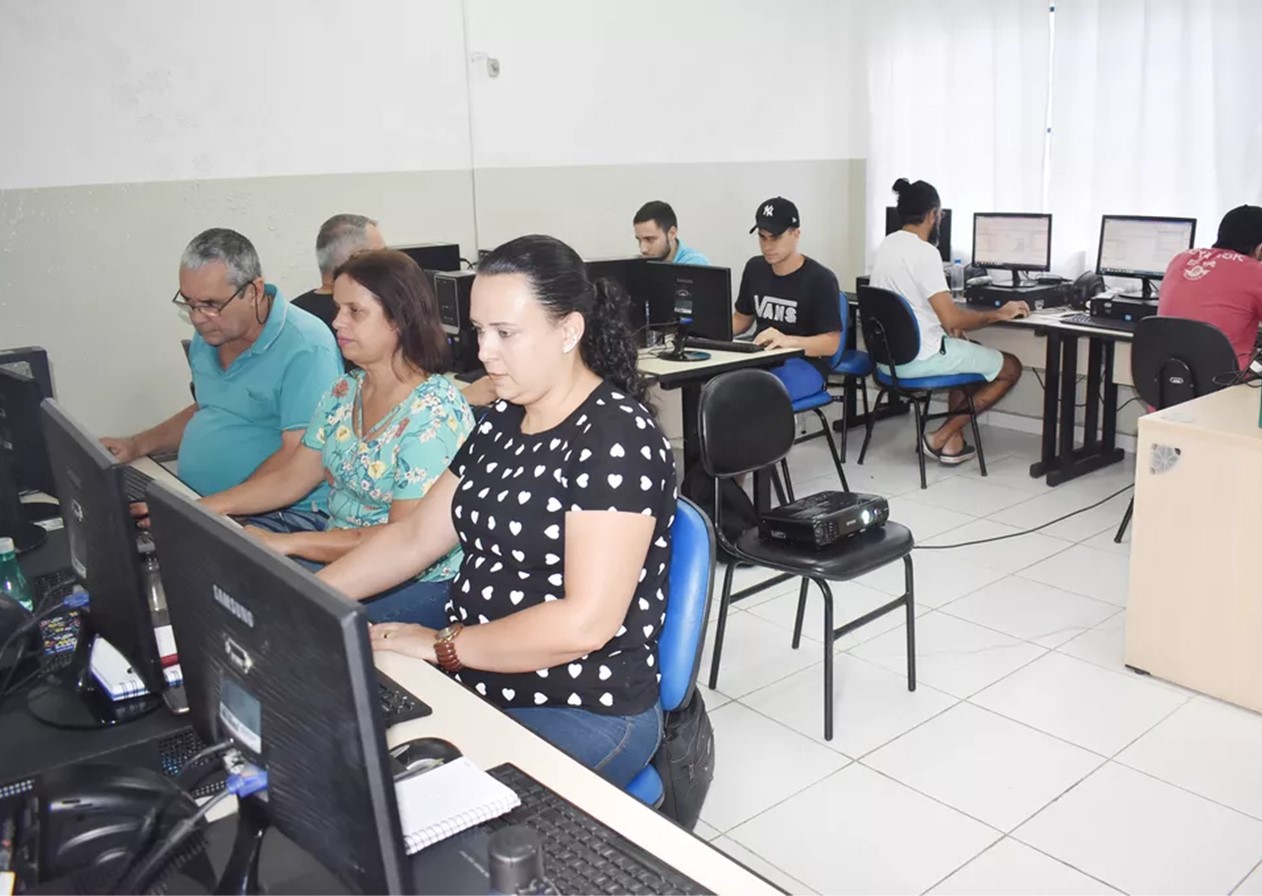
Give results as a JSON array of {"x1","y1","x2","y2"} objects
[
  {"x1": 826, "y1": 291, "x2": 850, "y2": 370},
  {"x1": 1131, "y1": 316, "x2": 1239, "y2": 410},
  {"x1": 857, "y1": 286, "x2": 922, "y2": 368},
  {"x1": 658, "y1": 497, "x2": 716, "y2": 712},
  {"x1": 697, "y1": 369, "x2": 795, "y2": 478}
]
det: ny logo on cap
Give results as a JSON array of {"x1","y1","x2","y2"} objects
[{"x1": 763, "y1": 204, "x2": 775, "y2": 216}]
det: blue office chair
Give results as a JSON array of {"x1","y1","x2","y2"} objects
[
  {"x1": 626, "y1": 497, "x2": 715, "y2": 809},
  {"x1": 856, "y1": 285, "x2": 989, "y2": 490},
  {"x1": 775, "y1": 293, "x2": 867, "y2": 501},
  {"x1": 826, "y1": 291, "x2": 874, "y2": 464}
]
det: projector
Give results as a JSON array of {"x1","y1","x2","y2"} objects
[{"x1": 758, "y1": 492, "x2": 889, "y2": 549}]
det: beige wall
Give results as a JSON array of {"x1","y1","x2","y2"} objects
[{"x1": 0, "y1": 170, "x2": 476, "y2": 435}]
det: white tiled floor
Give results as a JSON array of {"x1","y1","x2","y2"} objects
[{"x1": 699, "y1": 423, "x2": 1262, "y2": 894}]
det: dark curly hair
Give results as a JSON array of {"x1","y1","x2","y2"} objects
[
  {"x1": 333, "y1": 249, "x2": 450, "y2": 374},
  {"x1": 478, "y1": 235, "x2": 652, "y2": 410}
]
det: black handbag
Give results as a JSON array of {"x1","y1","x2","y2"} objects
[{"x1": 651, "y1": 690, "x2": 715, "y2": 830}]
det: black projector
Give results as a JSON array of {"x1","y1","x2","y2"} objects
[{"x1": 758, "y1": 492, "x2": 889, "y2": 549}]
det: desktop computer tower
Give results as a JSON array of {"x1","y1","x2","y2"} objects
[
  {"x1": 394, "y1": 242, "x2": 462, "y2": 274},
  {"x1": 431, "y1": 271, "x2": 481, "y2": 374}
]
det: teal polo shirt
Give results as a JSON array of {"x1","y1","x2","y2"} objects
[
  {"x1": 673, "y1": 242, "x2": 711, "y2": 266},
  {"x1": 180, "y1": 286, "x2": 340, "y2": 510}
]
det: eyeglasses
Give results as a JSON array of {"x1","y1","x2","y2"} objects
[{"x1": 171, "y1": 282, "x2": 251, "y2": 319}]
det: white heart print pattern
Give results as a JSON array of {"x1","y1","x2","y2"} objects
[{"x1": 448, "y1": 380, "x2": 673, "y2": 714}]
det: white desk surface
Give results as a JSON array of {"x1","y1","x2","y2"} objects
[
  {"x1": 132, "y1": 460, "x2": 774, "y2": 892},
  {"x1": 376, "y1": 653, "x2": 777, "y2": 893},
  {"x1": 638, "y1": 345, "x2": 802, "y2": 379}
]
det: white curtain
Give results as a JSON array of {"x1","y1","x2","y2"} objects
[
  {"x1": 863, "y1": 0, "x2": 1051, "y2": 267},
  {"x1": 1048, "y1": 0, "x2": 1262, "y2": 273}
]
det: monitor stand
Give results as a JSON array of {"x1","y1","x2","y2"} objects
[
  {"x1": 26, "y1": 610, "x2": 161, "y2": 729},
  {"x1": 1120, "y1": 277, "x2": 1159, "y2": 302},
  {"x1": 657, "y1": 320, "x2": 708, "y2": 363},
  {"x1": 0, "y1": 455, "x2": 47, "y2": 553}
]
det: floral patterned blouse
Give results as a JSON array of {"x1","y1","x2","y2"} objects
[{"x1": 301, "y1": 371, "x2": 474, "y2": 581}]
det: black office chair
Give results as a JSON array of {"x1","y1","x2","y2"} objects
[
  {"x1": 700, "y1": 369, "x2": 916, "y2": 741},
  {"x1": 855, "y1": 286, "x2": 989, "y2": 489},
  {"x1": 1114, "y1": 316, "x2": 1239, "y2": 542}
]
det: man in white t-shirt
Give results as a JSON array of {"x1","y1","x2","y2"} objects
[{"x1": 870, "y1": 179, "x2": 1027, "y2": 465}]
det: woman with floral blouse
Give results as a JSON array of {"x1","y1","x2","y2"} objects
[{"x1": 200, "y1": 249, "x2": 474, "y2": 625}]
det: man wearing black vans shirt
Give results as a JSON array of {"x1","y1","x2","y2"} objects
[{"x1": 732, "y1": 197, "x2": 842, "y2": 399}]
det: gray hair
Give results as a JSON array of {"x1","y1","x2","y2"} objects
[
  {"x1": 180, "y1": 228, "x2": 263, "y2": 288},
  {"x1": 316, "y1": 214, "x2": 379, "y2": 277}
]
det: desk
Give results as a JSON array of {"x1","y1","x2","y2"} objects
[
  {"x1": 991, "y1": 311, "x2": 1133, "y2": 486},
  {"x1": 1, "y1": 457, "x2": 204, "y2": 784},
  {"x1": 376, "y1": 653, "x2": 778, "y2": 894},
  {"x1": 639, "y1": 345, "x2": 802, "y2": 476},
  {"x1": 1124, "y1": 384, "x2": 1262, "y2": 710}
]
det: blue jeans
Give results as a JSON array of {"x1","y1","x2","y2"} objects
[
  {"x1": 292, "y1": 558, "x2": 451, "y2": 628},
  {"x1": 506, "y1": 702, "x2": 663, "y2": 788},
  {"x1": 244, "y1": 508, "x2": 329, "y2": 533}
]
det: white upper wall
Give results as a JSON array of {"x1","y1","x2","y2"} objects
[
  {"x1": 464, "y1": 0, "x2": 866, "y2": 169},
  {"x1": 0, "y1": 0, "x2": 473, "y2": 190}
]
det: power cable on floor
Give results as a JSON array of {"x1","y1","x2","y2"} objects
[{"x1": 916, "y1": 484, "x2": 1133, "y2": 550}]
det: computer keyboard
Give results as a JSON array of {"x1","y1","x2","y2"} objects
[
  {"x1": 683, "y1": 337, "x2": 763, "y2": 354},
  {"x1": 486, "y1": 763, "x2": 708, "y2": 896},
  {"x1": 123, "y1": 465, "x2": 154, "y2": 503},
  {"x1": 378, "y1": 672, "x2": 432, "y2": 726},
  {"x1": 1061, "y1": 312, "x2": 1139, "y2": 334}
]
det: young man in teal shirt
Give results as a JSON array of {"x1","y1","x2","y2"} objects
[
  {"x1": 102, "y1": 229, "x2": 340, "y2": 515},
  {"x1": 633, "y1": 200, "x2": 711, "y2": 265}
]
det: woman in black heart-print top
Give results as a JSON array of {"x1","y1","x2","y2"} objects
[{"x1": 319, "y1": 235, "x2": 677, "y2": 787}]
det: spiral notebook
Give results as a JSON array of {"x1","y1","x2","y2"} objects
[{"x1": 395, "y1": 756, "x2": 521, "y2": 854}]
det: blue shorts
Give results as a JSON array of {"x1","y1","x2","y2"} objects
[
  {"x1": 770, "y1": 357, "x2": 827, "y2": 402},
  {"x1": 882, "y1": 337, "x2": 1004, "y2": 382}
]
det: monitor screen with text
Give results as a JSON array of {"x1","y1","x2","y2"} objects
[
  {"x1": 972, "y1": 213, "x2": 1052, "y2": 271},
  {"x1": 1097, "y1": 216, "x2": 1196, "y2": 279}
]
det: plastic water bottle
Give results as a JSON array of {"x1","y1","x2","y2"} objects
[
  {"x1": 0, "y1": 537, "x2": 34, "y2": 612},
  {"x1": 949, "y1": 258, "x2": 966, "y2": 296}
]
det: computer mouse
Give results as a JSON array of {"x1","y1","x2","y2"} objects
[{"x1": 390, "y1": 736, "x2": 462, "y2": 773}]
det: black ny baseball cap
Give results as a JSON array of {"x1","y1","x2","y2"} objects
[{"x1": 750, "y1": 197, "x2": 800, "y2": 235}]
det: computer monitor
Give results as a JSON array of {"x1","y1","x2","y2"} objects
[
  {"x1": 1097, "y1": 215, "x2": 1197, "y2": 299},
  {"x1": 0, "y1": 367, "x2": 55, "y2": 497},
  {"x1": 972, "y1": 213, "x2": 1053, "y2": 285},
  {"x1": 639, "y1": 262, "x2": 733, "y2": 342},
  {"x1": 394, "y1": 242, "x2": 462, "y2": 274},
  {"x1": 0, "y1": 368, "x2": 56, "y2": 551},
  {"x1": 885, "y1": 206, "x2": 953, "y2": 263},
  {"x1": 586, "y1": 257, "x2": 649, "y2": 335},
  {"x1": 146, "y1": 483, "x2": 409, "y2": 895},
  {"x1": 29, "y1": 400, "x2": 166, "y2": 727}
]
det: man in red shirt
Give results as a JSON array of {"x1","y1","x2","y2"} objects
[{"x1": 1159, "y1": 205, "x2": 1262, "y2": 368}]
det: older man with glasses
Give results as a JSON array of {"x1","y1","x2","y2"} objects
[{"x1": 101, "y1": 228, "x2": 340, "y2": 522}]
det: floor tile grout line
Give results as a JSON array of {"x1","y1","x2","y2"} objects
[
  {"x1": 708, "y1": 833, "x2": 821, "y2": 895},
  {"x1": 714, "y1": 760, "x2": 856, "y2": 842},
  {"x1": 1105, "y1": 753, "x2": 1262, "y2": 830},
  {"x1": 952, "y1": 699, "x2": 1114, "y2": 762},
  {"x1": 1000, "y1": 833, "x2": 1130, "y2": 894},
  {"x1": 918, "y1": 836, "x2": 1009, "y2": 896},
  {"x1": 1231, "y1": 857, "x2": 1262, "y2": 895}
]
